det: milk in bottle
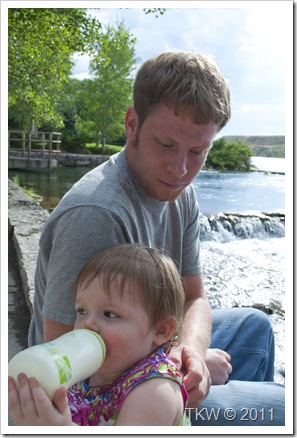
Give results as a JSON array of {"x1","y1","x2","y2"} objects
[{"x1": 8, "y1": 329, "x2": 106, "y2": 400}]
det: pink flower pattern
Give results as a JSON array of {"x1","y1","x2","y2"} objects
[{"x1": 68, "y1": 348, "x2": 188, "y2": 426}]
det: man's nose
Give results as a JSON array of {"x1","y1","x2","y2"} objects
[{"x1": 167, "y1": 153, "x2": 188, "y2": 177}]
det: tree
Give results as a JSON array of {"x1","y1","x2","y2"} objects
[
  {"x1": 8, "y1": 8, "x2": 164, "y2": 135},
  {"x1": 143, "y1": 8, "x2": 166, "y2": 17},
  {"x1": 56, "y1": 78, "x2": 95, "y2": 149},
  {"x1": 206, "y1": 138, "x2": 253, "y2": 171},
  {"x1": 81, "y1": 22, "x2": 136, "y2": 151},
  {"x1": 8, "y1": 8, "x2": 103, "y2": 128}
]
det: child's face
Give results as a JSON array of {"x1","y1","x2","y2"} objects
[{"x1": 74, "y1": 275, "x2": 163, "y2": 386}]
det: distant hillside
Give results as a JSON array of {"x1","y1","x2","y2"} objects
[{"x1": 222, "y1": 135, "x2": 285, "y2": 158}]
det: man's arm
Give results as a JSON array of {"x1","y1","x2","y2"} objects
[
  {"x1": 184, "y1": 274, "x2": 232, "y2": 386},
  {"x1": 182, "y1": 274, "x2": 212, "y2": 404},
  {"x1": 182, "y1": 273, "x2": 212, "y2": 354},
  {"x1": 43, "y1": 318, "x2": 73, "y2": 342},
  {"x1": 169, "y1": 273, "x2": 212, "y2": 407}
]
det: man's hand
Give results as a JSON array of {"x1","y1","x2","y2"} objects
[
  {"x1": 205, "y1": 348, "x2": 233, "y2": 385},
  {"x1": 169, "y1": 345, "x2": 211, "y2": 408},
  {"x1": 8, "y1": 373, "x2": 74, "y2": 426}
]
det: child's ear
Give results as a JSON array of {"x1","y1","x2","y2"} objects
[{"x1": 153, "y1": 317, "x2": 176, "y2": 346}]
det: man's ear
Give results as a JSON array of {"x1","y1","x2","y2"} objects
[
  {"x1": 153, "y1": 317, "x2": 176, "y2": 347},
  {"x1": 125, "y1": 107, "x2": 138, "y2": 140}
]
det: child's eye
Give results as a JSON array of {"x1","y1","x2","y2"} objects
[
  {"x1": 76, "y1": 308, "x2": 86, "y2": 316},
  {"x1": 104, "y1": 311, "x2": 119, "y2": 319}
]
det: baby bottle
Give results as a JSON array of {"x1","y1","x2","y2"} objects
[{"x1": 8, "y1": 329, "x2": 106, "y2": 400}]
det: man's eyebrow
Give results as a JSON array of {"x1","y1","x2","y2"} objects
[
  {"x1": 153, "y1": 134, "x2": 176, "y2": 143},
  {"x1": 191, "y1": 143, "x2": 213, "y2": 150},
  {"x1": 154, "y1": 134, "x2": 213, "y2": 150}
]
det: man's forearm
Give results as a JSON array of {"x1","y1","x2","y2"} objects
[
  {"x1": 182, "y1": 297, "x2": 212, "y2": 357},
  {"x1": 43, "y1": 317, "x2": 73, "y2": 342}
]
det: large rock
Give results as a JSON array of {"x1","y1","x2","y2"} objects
[{"x1": 8, "y1": 179, "x2": 49, "y2": 313}]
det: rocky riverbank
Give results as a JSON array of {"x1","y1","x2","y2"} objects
[
  {"x1": 9, "y1": 150, "x2": 110, "y2": 168},
  {"x1": 8, "y1": 179, "x2": 49, "y2": 313}
]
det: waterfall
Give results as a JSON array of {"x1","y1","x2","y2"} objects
[{"x1": 199, "y1": 211, "x2": 285, "y2": 242}]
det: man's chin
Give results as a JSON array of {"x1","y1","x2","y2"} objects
[
  {"x1": 142, "y1": 182, "x2": 184, "y2": 203},
  {"x1": 155, "y1": 191, "x2": 183, "y2": 203}
]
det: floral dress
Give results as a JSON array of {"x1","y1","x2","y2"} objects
[{"x1": 68, "y1": 347, "x2": 190, "y2": 426}]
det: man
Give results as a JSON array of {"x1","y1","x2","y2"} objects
[{"x1": 28, "y1": 52, "x2": 284, "y2": 425}]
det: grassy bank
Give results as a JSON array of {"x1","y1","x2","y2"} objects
[{"x1": 85, "y1": 143, "x2": 124, "y2": 156}]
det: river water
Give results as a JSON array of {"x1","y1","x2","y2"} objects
[
  {"x1": 8, "y1": 157, "x2": 287, "y2": 383},
  {"x1": 8, "y1": 162, "x2": 285, "y2": 214},
  {"x1": 194, "y1": 170, "x2": 284, "y2": 215}
]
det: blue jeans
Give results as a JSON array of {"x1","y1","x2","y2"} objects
[{"x1": 191, "y1": 308, "x2": 285, "y2": 426}]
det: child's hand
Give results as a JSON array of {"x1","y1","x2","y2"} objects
[{"x1": 8, "y1": 373, "x2": 74, "y2": 426}]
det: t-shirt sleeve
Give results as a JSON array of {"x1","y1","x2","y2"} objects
[
  {"x1": 40, "y1": 206, "x2": 130, "y2": 325},
  {"x1": 180, "y1": 187, "x2": 202, "y2": 277}
]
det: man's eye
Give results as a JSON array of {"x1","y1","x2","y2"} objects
[
  {"x1": 104, "y1": 311, "x2": 119, "y2": 319},
  {"x1": 192, "y1": 149, "x2": 208, "y2": 156},
  {"x1": 161, "y1": 143, "x2": 173, "y2": 148}
]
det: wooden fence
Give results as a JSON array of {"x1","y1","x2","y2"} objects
[{"x1": 8, "y1": 130, "x2": 61, "y2": 167}]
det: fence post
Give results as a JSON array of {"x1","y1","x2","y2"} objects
[
  {"x1": 27, "y1": 131, "x2": 31, "y2": 165},
  {"x1": 22, "y1": 131, "x2": 26, "y2": 158},
  {"x1": 41, "y1": 132, "x2": 45, "y2": 159},
  {"x1": 48, "y1": 132, "x2": 53, "y2": 168}
]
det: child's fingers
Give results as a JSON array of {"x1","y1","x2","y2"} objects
[
  {"x1": 28, "y1": 377, "x2": 54, "y2": 417},
  {"x1": 8, "y1": 376, "x2": 24, "y2": 423},
  {"x1": 29, "y1": 379, "x2": 72, "y2": 425},
  {"x1": 53, "y1": 386, "x2": 70, "y2": 416},
  {"x1": 9, "y1": 374, "x2": 72, "y2": 426},
  {"x1": 30, "y1": 380, "x2": 73, "y2": 425},
  {"x1": 8, "y1": 376, "x2": 20, "y2": 409},
  {"x1": 17, "y1": 373, "x2": 39, "y2": 420}
]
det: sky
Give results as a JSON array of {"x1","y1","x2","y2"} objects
[{"x1": 71, "y1": 1, "x2": 293, "y2": 138}]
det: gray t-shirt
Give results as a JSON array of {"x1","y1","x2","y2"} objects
[{"x1": 28, "y1": 150, "x2": 202, "y2": 346}]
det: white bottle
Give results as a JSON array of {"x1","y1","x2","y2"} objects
[{"x1": 8, "y1": 329, "x2": 106, "y2": 400}]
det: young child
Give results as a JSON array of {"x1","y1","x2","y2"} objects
[{"x1": 8, "y1": 243, "x2": 190, "y2": 426}]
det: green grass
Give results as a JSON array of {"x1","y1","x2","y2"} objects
[
  {"x1": 85, "y1": 143, "x2": 123, "y2": 156},
  {"x1": 11, "y1": 175, "x2": 36, "y2": 199}
]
